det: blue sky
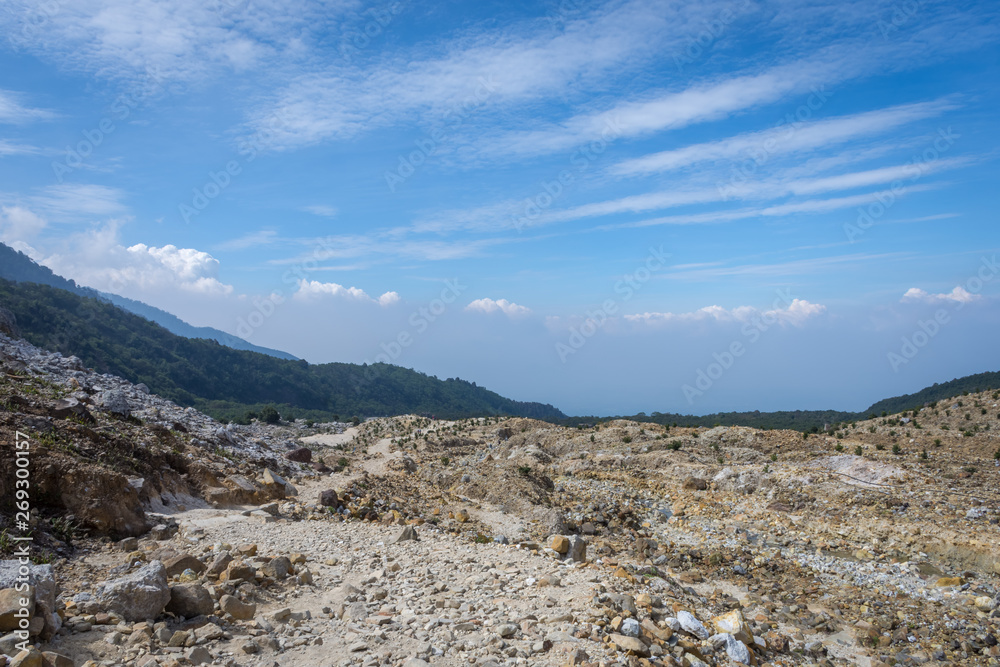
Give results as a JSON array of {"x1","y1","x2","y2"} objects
[{"x1": 1, "y1": 0, "x2": 999, "y2": 416}]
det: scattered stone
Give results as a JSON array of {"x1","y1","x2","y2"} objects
[
  {"x1": 219, "y1": 594, "x2": 256, "y2": 620},
  {"x1": 285, "y1": 447, "x2": 312, "y2": 462},
  {"x1": 678, "y1": 610, "x2": 709, "y2": 639},
  {"x1": 319, "y1": 489, "x2": 340, "y2": 507},
  {"x1": 682, "y1": 477, "x2": 708, "y2": 491},
  {"x1": 609, "y1": 633, "x2": 650, "y2": 657},
  {"x1": 165, "y1": 583, "x2": 214, "y2": 618},
  {"x1": 394, "y1": 525, "x2": 419, "y2": 542},
  {"x1": 94, "y1": 561, "x2": 170, "y2": 622}
]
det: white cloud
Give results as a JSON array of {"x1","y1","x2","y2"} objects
[
  {"x1": 901, "y1": 286, "x2": 980, "y2": 304},
  {"x1": 542, "y1": 160, "x2": 963, "y2": 226},
  {"x1": 625, "y1": 299, "x2": 826, "y2": 327},
  {"x1": 37, "y1": 221, "x2": 234, "y2": 297},
  {"x1": 486, "y1": 63, "x2": 827, "y2": 159},
  {"x1": 27, "y1": 184, "x2": 127, "y2": 220},
  {"x1": 244, "y1": 0, "x2": 723, "y2": 149},
  {"x1": 217, "y1": 229, "x2": 278, "y2": 251},
  {"x1": 293, "y1": 279, "x2": 398, "y2": 306},
  {"x1": 0, "y1": 140, "x2": 43, "y2": 156},
  {"x1": 0, "y1": 90, "x2": 56, "y2": 124},
  {"x1": 378, "y1": 291, "x2": 400, "y2": 306},
  {"x1": 0, "y1": 206, "x2": 47, "y2": 242},
  {"x1": 466, "y1": 298, "x2": 531, "y2": 317},
  {"x1": 0, "y1": 0, "x2": 361, "y2": 84},
  {"x1": 611, "y1": 99, "x2": 957, "y2": 176}
]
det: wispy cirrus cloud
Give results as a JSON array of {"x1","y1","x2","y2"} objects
[
  {"x1": 611, "y1": 99, "x2": 957, "y2": 176},
  {"x1": 662, "y1": 252, "x2": 908, "y2": 281},
  {"x1": 540, "y1": 159, "x2": 964, "y2": 226},
  {"x1": 0, "y1": 0, "x2": 360, "y2": 84},
  {"x1": 21, "y1": 184, "x2": 127, "y2": 220},
  {"x1": 0, "y1": 90, "x2": 57, "y2": 124},
  {"x1": 242, "y1": 0, "x2": 734, "y2": 150},
  {"x1": 217, "y1": 229, "x2": 279, "y2": 251}
]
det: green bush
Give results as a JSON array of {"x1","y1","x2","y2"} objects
[
  {"x1": 854, "y1": 446, "x2": 863, "y2": 456},
  {"x1": 259, "y1": 405, "x2": 280, "y2": 424},
  {"x1": 667, "y1": 440, "x2": 682, "y2": 451},
  {"x1": 892, "y1": 444, "x2": 901, "y2": 455}
]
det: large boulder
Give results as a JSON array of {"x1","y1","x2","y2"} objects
[
  {"x1": 219, "y1": 595, "x2": 255, "y2": 620},
  {"x1": 284, "y1": 447, "x2": 312, "y2": 463},
  {"x1": 31, "y1": 462, "x2": 149, "y2": 537},
  {"x1": 0, "y1": 587, "x2": 32, "y2": 632},
  {"x1": 165, "y1": 584, "x2": 214, "y2": 618},
  {"x1": 95, "y1": 390, "x2": 131, "y2": 417},
  {"x1": 0, "y1": 562, "x2": 59, "y2": 640},
  {"x1": 319, "y1": 490, "x2": 340, "y2": 507},
  {"x1": 94, "y1": 561, "x2": 170, "y2": 621},
  {"x1": 163, "y1": 554, "x2": 206, "y2": 578}
]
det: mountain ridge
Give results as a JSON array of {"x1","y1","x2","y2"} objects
[
  {"x1": 0, "y1": 277, "x2": 566, "y2": 422},
  {"x1": 0, "y1": 242, "x2": 298, "y2": 360}
]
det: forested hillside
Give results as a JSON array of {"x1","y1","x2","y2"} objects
[{"x1": 0, "y1": 279, "x2": 565, "y2": 422}]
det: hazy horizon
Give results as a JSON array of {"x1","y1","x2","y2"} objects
[{"x1": 1, "y1": 0, "x2": 998, "y2": 416}]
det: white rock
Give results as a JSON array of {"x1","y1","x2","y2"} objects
[{"x1": 677, "y1": 610, "x2": 709, "y2": 639}]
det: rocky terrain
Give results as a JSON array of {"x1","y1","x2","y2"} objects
[{"x1": 1, "y1": 328, "x2": 999, "y2": 667}]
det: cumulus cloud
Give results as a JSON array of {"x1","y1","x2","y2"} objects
[
  {"x1": 0, "y1": 206, "x2": 47, "y2": 242},
  {"x1": 294, "y1": 279, "x2": 399, "y2": 306},
  {"x1": 901, "y1": 286, "x2": 980, "y2": 304},
  {"x1": 625, "y1": 299, "x2": 826, "y2": 326},
  {"x1": 465, "y1": 298, "x2": 531, "y2": 317},
  {"x1": 42, "y1": 229, "x2": 234, "y2": 297}
]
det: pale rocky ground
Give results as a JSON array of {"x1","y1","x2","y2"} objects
[{"x1": 1, "y1": 332, "x2": 1000, "y2": 667}]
